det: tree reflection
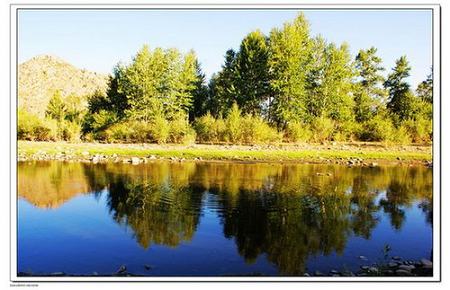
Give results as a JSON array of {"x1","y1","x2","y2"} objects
[{"x1": 18, "y1": 161, "x2": 433, "y2": 275}]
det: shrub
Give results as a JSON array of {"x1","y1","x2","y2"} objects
[
  {"x1": 402, "y1": 117, "x2": 432, "y2": 144},
  {"x1": 241, "y1": 115, "x2": 281, "y2": 144},
  {"x1": 360, "y1": 115, "x2": 396, "y2": 143},
  {"x1": 333, "y1": 121, "x2": 362, "y2": 142},
  {"x1": 150, "y1": 115, "x2": 170, "y2": 144},
  {"x1": 194, "y1": 113, "x2": 226, "y2": 144},
  {"x1": 393, "y1": 124, "x2": 412, "y2": 145},
  {"x1": 18, "y1": 109, "x2": 57, "y2": 141},
  {"x1": 58, "y1": 120, "x2": 81, "y2": 142},
  {"x1": 225, "y1": 103, "x2": 243, "y2": 143},
  {"x1": 285, "y1": 121, "x2": 312, "y2": 143},
  {"x1": 169, "y1": 114, "x2": 196, "y2": 144},
  {"x1": 311, "y1": 117, "x2": 335, "y2": 143}
]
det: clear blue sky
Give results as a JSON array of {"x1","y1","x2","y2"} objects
[{"x1": 18, "y1": 9, "x2": 432, "y2": 88}]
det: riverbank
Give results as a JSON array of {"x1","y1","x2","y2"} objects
[{"x1": 17, "y1": 141, "x2": 432, "y2": 166}]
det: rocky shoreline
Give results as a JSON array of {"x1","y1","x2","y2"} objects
[
  {"x1": 17, "y1": 150, "x2": 433, "y2": 168},
  {"x1": 18, "y1": 257, "x2": 433, "y2": 277}
]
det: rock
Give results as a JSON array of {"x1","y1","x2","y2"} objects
[
  {"x1": 388, "y1": 262, "x2": 398, "y2": 268},
  {"x1": 148, "y1": 155, "x2": 157, "y2": 160},
  {"x1": 313, "y1": 270, "x2": 324, "y2": 276},
  {"x1": 116, "y1": 265, "x2": 127, "y2": 274},
  {"x1": 330, "y1": 269, "x2": 340, "y2": 275},
  {"x1": 396, "y1": 269, "x2": 412, "y2": 276},
  {"x1": 420, "y1": 258, "x2": 433, "y2": 268},
  {"x1": 368, "y1": 267, "x2": 378, "y2": 273},
  {"x1": 358, "y1": 255, "x2": 368, "y2": 260},
  {"x1": 397, "y1": 157, "x2": 402, "y2": 161},
  {"x1": 303, "y1": 273, "x2": 310, "y2": 277},
  {"x1": 92, "y1": 156, "x2": 100, "y2": 164},
  {"x1": 131, "y1": 157, "x2": 140, "y2": 165},
  {"x1": 360, "y1": 265, "x2": 369, "y2": 271},
  {"x1": 369, "y1": 162, "x2": 378, "y2": 168},
  {"x1": 392, "y1": 256, "x2": 401, "y2": 261},
  {"x1": 122, "y1": 158, "x2": 130, "y2": 163},
  {"x1": 398, "y1": 264, "x2": 415, "y2": 271},
  {"x1": 51, "y1": 272, "x2": 65, "y2": 276}
]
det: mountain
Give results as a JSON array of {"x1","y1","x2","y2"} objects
[{"x1": 18, "y1": 55, "x2": 109, "y2": 117}]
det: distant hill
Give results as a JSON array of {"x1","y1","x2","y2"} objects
[{"x1": 18, "y1": 55, "x2": 109, "y2": 117}]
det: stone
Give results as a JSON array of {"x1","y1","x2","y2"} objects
[
  {"x1": 116, "y1": 265, "x2": 127, "y2": 274},
  {"x1": 131, "y1": 157, "x2": 140, "y2": 165},
  {"x1": 303, "y1": 273, "x2": 310, "y2": 277},
  {"x1": 51, "y1": 272, "x2": 65, "y2": 276},
  {"x1": 369, "y1": 162, "x2": 378, "y2": 168},
  {"x1": 92, "y1": 156, "x2": 100, "y2": 164},
  {"x1": 388, "y1": 262, "x2": 398, "y2": 268},
  {"x1": 392, "y1": 256, "x2": 401, "y2": 261},
  {"x1": 420, "y1": 258, "x2": 433, "y2": 268},
  {"x1": 314, "y1": 271, "x2": 324, "y2": 276},
  {"x1": 368, "y1": 267, "x2": 378, "y2": 273},
  {"x1": 360, "y1": 265, "x2": 369, "y2": 271},
  {"x1": 398, "y1": 264, "x2": 415, "y2": 271},
  {"x1": 330, "y1": 269, "x2": 340, "y2": 275},
  {"x1": 396, "y1": 269, "x2": 412, "y2": 276},
  {"x1": 358, "y1": 255, "x2": 368, "y2": 260},
  {"x1": 148, "y1": 155, "x2": 157, "y2": 160}
]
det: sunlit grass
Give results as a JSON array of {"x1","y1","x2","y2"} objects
[{"x1": 17, "y1": 141, "x2": 432, "y2": 162}]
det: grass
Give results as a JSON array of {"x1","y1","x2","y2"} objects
[{"x1": 17, "y1": 141, "x2": 432, "y2": 163}]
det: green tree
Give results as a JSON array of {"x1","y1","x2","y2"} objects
[
  {"x1": 45, "y1": 90, "x2": 66, "y2": 122},
  {"x1": 190, "y1": 59, "x2": 210, "y2": 121},
  {"x1": 234, "y1": 30, "x2": 271, "y2": 116},
  {"x1": 416, "y1": 70, "x2": 433, "y2": 104},
  {"x1": 305, "y1": 39, "x2": 355, "y2": 123},
  {"x1": 384, "y1": 56, "x2": 414, "y2": 121},
  {"x1": 209, "y1": 49, "x2": 239, "y2": 116},
  {"x1": 354, "y1": 47, "x2": 386, "y2": 122},
  {"x1": 268, "y1": 12, "x2": 312, "y2": 127}
]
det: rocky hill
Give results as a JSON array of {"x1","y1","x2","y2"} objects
[{"x1": 18, "y1": 55, "x2": 109, "y2": 117}]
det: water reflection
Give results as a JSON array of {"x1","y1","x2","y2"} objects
[{"x1": 18, "y1": 161, "x2": 432, "y2": 275}]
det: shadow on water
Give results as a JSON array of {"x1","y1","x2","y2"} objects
[{"x1": 18, "y1": 161, "x2": 433, "y2": 276}]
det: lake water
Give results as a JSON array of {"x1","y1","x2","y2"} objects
[{"x1": 17, "y1": 161, "x2": 433, "y2": 276}]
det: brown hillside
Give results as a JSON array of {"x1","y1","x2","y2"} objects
[{"x1": 18, "y1": 55, "x2": 109, "y2": 117}]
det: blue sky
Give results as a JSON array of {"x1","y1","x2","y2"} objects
[{"x1": 18, "y1": 9, "x2": 432, "y2": 88}]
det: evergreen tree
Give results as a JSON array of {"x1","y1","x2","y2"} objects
[
  {"x1": 384, "y1": 56, "x2": 415, "y2": 121},
  {"x1": 416, "y1": 70, "x2": 433, "y2": 104},
  {"x1": 190, "y1": 59, "x2": 210, "y2": 121}
]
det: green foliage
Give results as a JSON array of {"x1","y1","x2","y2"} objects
[
  {"x1": 360, "y1": 115, "x2": 396, "y2": 143},
  {"x1": 194, "y1": 113, "x2": 227, "y2": 143},
  {"x1": 169, "y1": 113, "x2": 197, "y2": 145},
  {"x1": 268, "y1": 12, "x2": 312, "y2": 126},
  {"x1": 45, "y1": 90, "x2": 66, "y2": 122},
  {"x1": 402, "y1": 117, "x2": 432, "y2": 144},
  {"x1": 225, "y1": 103, "x2": 243, "y2": 143},
  {"x1": 18, "y1": 109, "x2": 57, "y2": 141},
  {"x1": 241, "y1": 115, "x2": 281, "y2": 144},
  {"x1": 416, "y1": 71, "x2": 433, "y2": 104},
  {"x1": 285, "y1": 121, "x2": 312, "y2": 143},
  {"x1": 150, "y1": 115, "x2": 170, "y2": 144},
  {"x1": 311, "y1": 117, "x2": 335, "y2": 143},
  {"x1": 354, "y1": 47, "x2": 386, "y2": 122}
]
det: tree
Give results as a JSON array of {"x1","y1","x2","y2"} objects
[
  {"x1": 209, "y1": 49, "x2": 239, "y2": 116},
  {"x1": 234, "y1": 30, "x2": 271, "y2": 116},
  {"x1": 116, "y1": 45, "x2": 200, "y2": 122},
  {"x1": 416, "y1": 70, "x2": 433, "y2": 104},
  {"x1": 189, "y1": 59, "x2": 210, "y2": 121},
  {"x1": 46, "y1": 90, "x2": 66, "y2": 122},
  {"x1": 384, "y1": 56, "x2": 414, "y2": 121},
  {"x1": 305, "y1": 38, "x2": 355, "y2": 123},
  {"x1": 268, "y1": 12, "x2": 312, "y2": 127},
  {"x1": 354, "y1": 47, "x2": 386, "y2": 122}
]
